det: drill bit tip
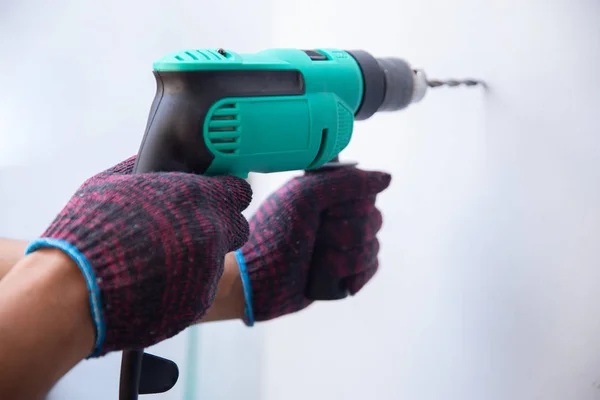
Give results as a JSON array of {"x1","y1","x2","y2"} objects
[{"x1": 427, "y1": 79, "x2": 486, "y2": 88}]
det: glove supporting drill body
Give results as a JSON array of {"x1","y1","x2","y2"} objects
[{"x1": 237, "y1": 167, "x2": 391, "y2": 324}]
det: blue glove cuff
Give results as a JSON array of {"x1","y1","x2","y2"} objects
[
  {"x1": 25, "y1": 238, "x2": 106, "y2": 357},
  {"x1": 234, "y1": 249, "x2": 255, "y2": 327}
]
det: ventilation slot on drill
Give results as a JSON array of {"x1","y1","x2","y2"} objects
[
  {"x1": 207, "y1": 103, "x2": 241, "y2": 154},
  {"x1": 174, "y1": 49, "x2": 228, "y2": 62}
]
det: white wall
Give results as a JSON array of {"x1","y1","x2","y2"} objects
[
  {"x1": 3, "y1": 1, "x2": 600, "y2": 399},
  {"x1": 261, "y1": 1, "x2": 600, "y2": 400}
]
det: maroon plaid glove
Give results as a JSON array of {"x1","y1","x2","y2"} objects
[
  {"x1": 236, "y1": 167, "x2": 391, "y2": 323},
  {"x1": 25, "y1": 157, "x2": 251, "y2": 356}
]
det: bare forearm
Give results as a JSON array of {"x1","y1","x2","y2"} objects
[
  {"x1": 0, "y1": 239, "x2": 245, "y2": 322},
  {"x1": 0, "y1": 249, "x2": 95, "y2": 400}
]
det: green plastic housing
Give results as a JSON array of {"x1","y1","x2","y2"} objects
[{"x1": 152, "y1": 48, "x2": 364, "y2": 177}]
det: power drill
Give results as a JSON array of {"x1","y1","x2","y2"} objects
[
  {"x1": 134, "y1": 48, "x2": 434, "y2": 177},
  {"x1": 120, "y1": 48, "x2": 484, "y2": 400}
]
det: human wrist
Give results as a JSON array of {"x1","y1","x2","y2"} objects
[
  {"x1": 234, "y1": 249, "x2": 254, "y2": 326},
  {"x1": 9, "y1": 248, "x2": 95, "y2": 358},
  {"x1": 25, "y1": 238, "x2": 105, "y2": 356},
  {"x1": 224, "y1": 252, "x2": 246, "y2": 321},
  {"x1": 200, "y1": 252, "x2": 246, "y2": 323},
  {"x1": 0, "y1": 248, "x2": 96, "y2": 397},
  {"x1": 14, "y1": 249, "x2": 96, "y2": 354}
]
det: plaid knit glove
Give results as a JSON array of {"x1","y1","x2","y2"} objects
[
  {"x1": 236, "y1": 167, "x2": 391, "y2": 323},
  {"x1": 25, "y1": 157, "x2": 251, "y2": 356}
]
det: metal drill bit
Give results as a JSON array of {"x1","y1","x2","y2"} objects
[{"x1": 427, "y1": 78, "x2": 485, "y2": 88}]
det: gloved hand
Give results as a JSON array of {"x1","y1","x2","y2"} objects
[
  {"x1": 25, "y1": 157, "x2": 251, "y2": 356},
  {"x1": 236, "y1": 167, "x2": 391, "y2": 324}
]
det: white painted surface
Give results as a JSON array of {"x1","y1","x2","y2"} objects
[
  {"x1": 260, "y1": 1, "x2": 600, "y2": 400},
  {"x1": 2, "y1": 0, "x2": 600, "y2": 399}
]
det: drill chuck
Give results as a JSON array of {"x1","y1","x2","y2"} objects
[{"x1": 346, "y1": 51, "x2": 427, "y2": 120}]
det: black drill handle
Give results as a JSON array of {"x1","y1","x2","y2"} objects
[
  {"x1": 119, "y1": 74, "x2": 199, "y2": 400},
  {"x1": 134, "y1": 69, "x2": 306, "y2": 175},
  {"x1": 133, "y1": 72, "x2": 216, "y2": 175},
  {"x1": 304, "y1": 156, "x2": 350, "y2": 301}
]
